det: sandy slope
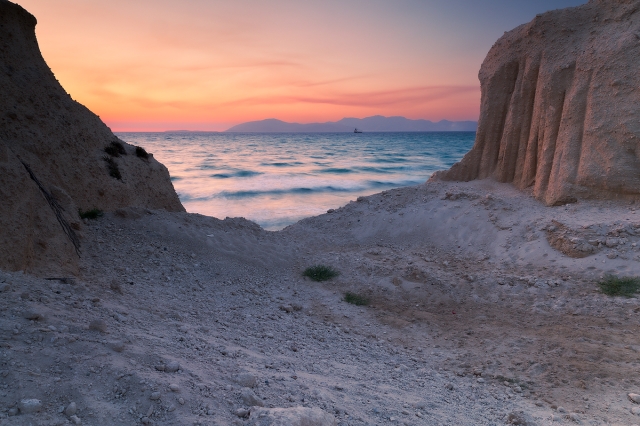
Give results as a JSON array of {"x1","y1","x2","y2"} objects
[{"x1": 2, "y1": 179, "x2": 640, "y2": 425}]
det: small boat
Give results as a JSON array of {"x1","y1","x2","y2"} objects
[{"x1": 354, "y1": 128, "x2": 362, "y2": 133}]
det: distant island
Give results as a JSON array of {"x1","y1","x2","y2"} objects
[{"x1": 225, "y1": 116, "x2": 477, "y2": 133}]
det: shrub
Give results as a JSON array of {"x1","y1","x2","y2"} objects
[
  {"x1": 303, "y1": 265, "x2": 339, "y2": 281},
  {"x1": 78, "y1": 208, "x2": 104, "y2": 220},
  {"x1": 103, "y1": 156, "x2": 122, "y2": 180},
  {"x1": 104, "y1": 141, "x2": 127, "y2": 157},
  {"x1": 598, "y1": 275, "x2": 640, "y2": 297},
  {"x1": 344, "y1": 292, "x2": 369, "y2": 306},
  {"x1": 135, "y1": 146, "x2": 149, "y2": 159}
]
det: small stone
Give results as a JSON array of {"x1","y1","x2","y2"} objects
[
  {"x1": 0, "y1": 283, "x2": 10, "y2": 292},
  {"x1": 279, "y1": 305, "x2": 294, "y2": 313},
  {"x1": 477, "y1": 378, "x2": 485, "y2": 383},
  {"x1": 22, "y1": 310, "x2": 44, "y2": 321},
  {"x1": 235, "y1": 373, "x2": 258, "y2": 388},
  {"x1": 632, "y1": 407, "x2": 640, "y2": 415},
  {"x1": 178, "y1": 397, "x2": 185, "y2": 405},
  {"x1": 569, "y1": 412, "x2": 580, "y2": 422},
  {"x1": 169, "y1": 383, "x2": 180, "y2": 392},
  {"x1": 70, "y1": 415, "x2": 82, "y2": 425},
  {"x1": 64, "y1": 401, "x2": 77, "y2": 416},
  {"x1": 140, "y1": 417, "x2": 152, "y2": 425},
  {"x1": 88, "y1": 319, "x2": 107, "y2": 333},
  {"x1": 235, "y1": 407, "x2": 250, "y2": 418},
  {"x1": 150, "y1": 392, "x2": 161, "y2": 400},
  {"x1": 630, "y1": 393, "x2": 640, "y2": 403},
  {"x1": 7, "y1": 407, "x2": 18, "y2": 416},
  {"x1": 241, "y1": 388, "x2": 264, "y2": 407},
  {"x1": 110, "y1": 279, "x2": 123, "y2": 294},
  {"x1": 445, "y1": 383, "x2": 454, "y2": 390},
  {"x1": 165, "y1": 361, "x2": 180, "y2": 373},
  {"x1": 167, "y1": 404, "x2": 176, "y2": 412},
  {"x1": 557, "y1": 406, "x2": 566, "y2": 413},
  {"x1": 155, "y1": 364, "x2": 165, "y2": 372},
  {"x1": 108, "y1": 341, "x2": 125, "y2": 352},
  {"x1": 18, "y1": 398, "x2": 42, "y2": 414}
]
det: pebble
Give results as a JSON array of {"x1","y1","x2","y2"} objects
[
  {"x1": 64, "y1": 401, "x2": 77, "y2": 416},
  {"x1": 557, "y1": 406, "x2": 566, "y2": 413},
  {"x1": 241, "y1": 388, "x2": 265, "y2": 407},
  {"x1": 18, "y1": 398, "x2": 42, "y2": 414},
  {"x1": 168, "y1": 404, "x2": 176, "y2": 412},
  {"x1": 0, "y1": 283, "x2": 10, "y2": 292},
  {"x1": 70, "y1": 415, "x2": 82, "y2": 425},
  {"x1": 7, "y1": 407, "x2": 18, "y2": 416},
  {"x1": 569, "y1": 412, "x2": 580, "y2": 422},
  {"x1": 140, "y1": 417, "x2": 152, "y2": 425},
  {"x1": 235, "y1": 407, "x2": 250, "y2": 418},
  {"x1": 630, "y1": 393, "x2": 640, "y2": 403},
  {"x1": 632, "y1": 407, "x2": 640, "y2": 415},
  {"x1": 178, "y1": 397, "x2": 185, "y2": 405},
  {"x1": 235, "y1": 373, "x2": 258, "y2": 388},
  {"x1": 108, "y1": 341, "x2": 125, "y2": 352},
  {"x1": 477, "y1": 378, "x2": 485, "y2": 383},
  {"x1": 22, "y1": 310, "x2": 44, "y2": 321},
  {"x1": 88, "y1": 319, "x2": 107, "y2": 333},
  {"x1": 165, "y1": 361, "x2": 180, "y2": 373},
  {"x1": 150, "y1": 391, "x2": 161, "y2": 400},
  {"x1": 169, "y1": 383, "x2": 180, "y2": 392},
  {"x1": 445, "y1": 383, "x2": 454, "y2": 390}
]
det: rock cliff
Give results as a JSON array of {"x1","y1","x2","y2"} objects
[
  {"x1": 433, "y1": 0, "x2": 640, "y2": 205},
  {"x1": 0, "y1": 1, "x2": 184, "y2": 274}
]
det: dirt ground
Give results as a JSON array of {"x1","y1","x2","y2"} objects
[{"x1": 2, "y1": 179, "x2": 640, "y2": 425}]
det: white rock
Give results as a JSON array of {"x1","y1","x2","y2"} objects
[
  {"x1": 630, "y1": 393, "x2": 640, "y2": 404},
  {"x1": 165, "y1": 361, "x2": 180, "y2": 373},
  {"x1": 248, "y1": 406, "x2": 336, "y2": 426},
  {"x1": 18, "y1": 399, "x2": 42, "y2": 414},
  {"x1": 169, "y1": 383, "x2": 180, "y2": 392},
  {"x1": 64, "y1": 401, "x2": 77, "y2": 416}
]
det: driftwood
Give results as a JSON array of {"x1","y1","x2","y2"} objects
[{"x1": 19, "y1": 159, "x2": 81, "y2": 257}]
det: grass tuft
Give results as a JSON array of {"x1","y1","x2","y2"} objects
[
  {"x1": 598, "y1": 275, "x2": 640, "y2": 298},
  {"x1": 303, "y1": 265, "x2": 339, "y2": 281},
  {"x1": 78, "y1": 208, "x2": 104, "y2": 220},
  {"x1": 104, "y1": 141, "x2": 127, "y2": 157},
  {"x1": 135, "y1": 146, "x2": 149, "y2": 159},
  {"x1": 344, "y1": 292, "x2": 369, "y2": 306},
  {"x1": 103, "y1": 156, "x2": 122, "y2": 180}
]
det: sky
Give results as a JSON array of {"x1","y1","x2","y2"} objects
[{"x1": 16, "y1": 0, "x2": 587, "y2": 131}]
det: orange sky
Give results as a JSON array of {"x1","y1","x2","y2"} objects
[{"x1": 16, "y1": 0, "x2": 586, "y2": 131}]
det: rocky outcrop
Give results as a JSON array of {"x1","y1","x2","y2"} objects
[
  {"x1": 0, "y1": 1, "x2": 184, "y2": 274},
  {"x1": 433, "y1": 0, "x2": 640, "y2": 205}
]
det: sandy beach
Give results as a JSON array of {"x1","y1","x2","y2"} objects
[{"x1": 3, "y1": 179, "x2": 640, "y2": 425}]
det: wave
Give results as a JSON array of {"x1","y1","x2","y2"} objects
[
  {"x1": 210, "y1": 170, "x2": 263, "y2": 179},
  {"x1": 317, "y1": 168, "x2": 354, "y2": 174}
]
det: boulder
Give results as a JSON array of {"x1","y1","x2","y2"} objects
[
  {"x1": 433, "y1": 0, "x2": 640, "y2": 205},
  {"x1": 0, "y1": 1, "x2": 184, "y2": 274}
]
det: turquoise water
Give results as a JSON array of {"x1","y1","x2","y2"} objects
[{"x1": 116, "y1": 132, "x2": 475, "y2": 230}]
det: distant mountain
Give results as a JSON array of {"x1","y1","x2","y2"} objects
[{"x1": 225, "y1": 116, "x2": 477, "y2": 132}]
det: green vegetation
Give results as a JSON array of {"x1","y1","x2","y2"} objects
[
  {"x1": 302, "y1": 265, "x2": 339, "y2": 281},
  {"x1": 344, "y1": 292, "x2": 369, "y2": 306},
  {"x1": 78, "y1": 208, "x2": 104, "y2": 220},
  {"x1": 598, "y1": 275, "x2": 640, "y2": 297},
  {"x1": 104, "y1": 141, "x2": 127, "y2": 157},
  {"x1": 103, "y1": 156, "x2": 122, "y2": 180},
  {"x1": 135, "y1": 146, "x2": 149, "y2": 159}
]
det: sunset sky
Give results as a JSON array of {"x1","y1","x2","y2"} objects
[{"x1": 17, "y1": 0, "x2": 586, "y2": 131}]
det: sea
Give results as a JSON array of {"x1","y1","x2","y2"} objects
[{"x1": 115, "y1": 132, "x2": 475, "y2": 230}]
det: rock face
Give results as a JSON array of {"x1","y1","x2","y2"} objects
[
  {"x1": 433, "y1": 0, "x2": 640, "y2": 205},
  {"x1": 0, "y1": 1, "x2": 184, "y2": 274}
]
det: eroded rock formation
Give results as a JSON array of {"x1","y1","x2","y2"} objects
[
  {"x1": 0, "y1": 1, "x2": 184, "y2": 274},
  {"x1": 433, "y1": 0, "x2": 640, "y2": 205}
]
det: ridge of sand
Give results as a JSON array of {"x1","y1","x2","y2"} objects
[{"x1": 3, "y1": 180, "x2": 640, "y2": 425}]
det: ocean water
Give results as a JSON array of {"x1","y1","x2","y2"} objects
[{"x1": 116, "y1": 132, "x2": 475, "y2": 230}]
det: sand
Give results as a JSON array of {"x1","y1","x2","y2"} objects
[{"x1": 2, "y1": 179, "x2": 640, "y2": 425}]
